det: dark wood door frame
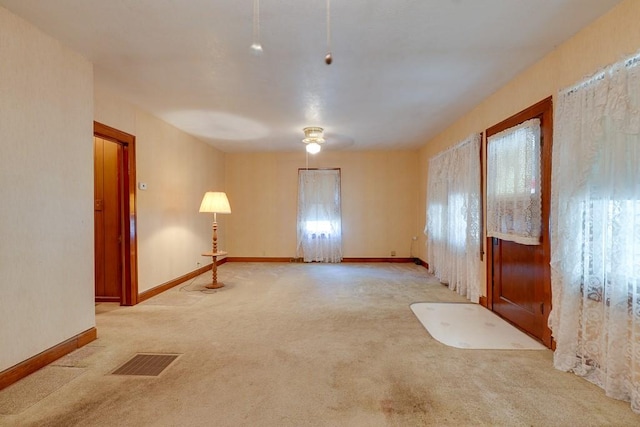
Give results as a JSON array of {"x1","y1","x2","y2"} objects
[
  {"x1": 94, "y1": 121, "x2": 138, "y2": 306},
  {"x1": 484, "y1": 96, "x2": 553, "y2": 348}
]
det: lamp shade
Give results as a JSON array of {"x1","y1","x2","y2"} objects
[{"x1": 199, "y1": 192, "x2": 231, "y2": 214}]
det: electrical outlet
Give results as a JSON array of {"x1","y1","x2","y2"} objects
[{"x1": 391, "y1": 250, "x2": 396, "y2": 257}]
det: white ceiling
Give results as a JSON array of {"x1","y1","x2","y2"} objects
[{"x1": 1, "y1": 0, "x2": 622, "y2": 152}]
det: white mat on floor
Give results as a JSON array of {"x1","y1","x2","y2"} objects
[{"x1": 410, "y1": 302, "x2": 547, "y2": 350}]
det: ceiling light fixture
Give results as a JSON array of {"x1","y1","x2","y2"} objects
[
  {"x1": 251, "y1": 0, "x2": 263, "y2": 54},
  {"x1": 306, "y1": 142, "x2": 321, "y2": 154},
  {"x1": 302, "y1": 127, "x2": 325, "y2": 154}
]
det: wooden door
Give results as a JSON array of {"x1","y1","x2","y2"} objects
[
  {"x1": 94, "y1": 136, "x2": 124, "y2": 302},
  {"x1": 491, "y1": 238, "x2": 546, "y2": 339},
  {"x1": 486, "y1": 97, "x2": 553, "y2": 348}
]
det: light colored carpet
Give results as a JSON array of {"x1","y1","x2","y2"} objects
[
  {"x1": 1, "y1": 263, "x2": 638, "y2": 426},
  {"x1": 51, "y1": 345, "x2": 104, "y2": 368},
  {"x1": 0, "y1": 366, "x2": 85, "y2": 415},
  {"x1": 411, "y1": 302, "x2": 547, "y2": 350}
]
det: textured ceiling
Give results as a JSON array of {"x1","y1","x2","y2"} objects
[{"x1": 0, "y1": 0, "x2": 622, "y2": 152}]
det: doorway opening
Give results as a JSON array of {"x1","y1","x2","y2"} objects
[{"x1": 94, "y1": 122, "x2": 138, "y2": 306}]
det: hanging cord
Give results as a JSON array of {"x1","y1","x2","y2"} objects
[
  {"x1": 325, "y1": 0, "x2": 332, "y2": 64},
  {"x1": 251, "y1": 0, "x2": 263, "y2": 52},
  {"x1": 253, "y1": 0, "x2": 259, "y2": 41}
]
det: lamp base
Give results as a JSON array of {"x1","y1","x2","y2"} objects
[{"x1": 205, "y1": 282, "x2": 225, "y2": 289}]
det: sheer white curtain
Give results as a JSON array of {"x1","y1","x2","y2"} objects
[
  {"x1": 425, "y1": 133, "x2": 482, "y2": 302},
  {"x1": 486, "y1": 119, "x2": 542, "y2": 245},
  {"x1": 551, "y1": 54, "x2": 640, "y2": 413},
  {"x1": 296, "y1": 169, "x2": 342, "y2": 263}
]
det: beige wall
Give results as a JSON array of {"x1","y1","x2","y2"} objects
[
  {"x1": 94, "y1": 87, "x2": 226, "y2": 293},
  {"x1": 3, "y1": 0, "x2": 638, "y2": 374},
  {"x1": 416, "y1": 0, "x2": 640, "y2": 295},
  {"x1": 0, "y1": 7, "x2": 94, "y2": 371},
  {"x1": 226, "y1": 151, "x2": 419, "y2": 258}
]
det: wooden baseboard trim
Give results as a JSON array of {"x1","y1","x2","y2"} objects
[
  {"x1": 0, "y1": 327, "x2": 97, "y2": 391},
  {"x1": 479, "y1": 296, "x2": 488, "y2": 308},
  {"x1": 225, "y1": 257, "x2": 428, "y2": 265},
  {"x1": 418, "y1": 259, "x2": 429, "y2": 269},
  {"x1": 342, "y1": 257, "x2": 415, "y2": 263},
  {"x1": 138, "y1": 263, "x2": 217, "y2": 303},
  {"x1": 226, "y1": 257, "x2": 291, "y2": 263}
]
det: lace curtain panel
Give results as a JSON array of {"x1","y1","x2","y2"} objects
[
  {"x1": 425, "y1": 133, "x2": 482, "y2": 303},
  {"x1": 486, "y1": 119, "x2": 542, "y2": 245},
  {"x1": 550, "y1": 53, "x2": 640, "y2": 413},
  {"x1": 296, "y1": 169, "x2": 342, "y2": 263}
]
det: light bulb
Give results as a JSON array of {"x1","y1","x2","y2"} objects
[
  {"x1": 250, "y1": 43, "x2": 263, "y2": 54},
  {"x1": 306, "y1": 142, "x2": 321, "y2": 154}
]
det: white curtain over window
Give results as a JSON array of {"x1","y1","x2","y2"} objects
[
  {"x1": 487, "y1": 119, "x2": 542, "y2": 245},
  {"x1": 297, "y1": 169, "x2": 342, "y2": 263},
  {"x1": 425, "y1": 133, "x2": 482, "y2": 303},
  {"x1": 550, "y1": 54, "x2": 640, "y2": 413}
]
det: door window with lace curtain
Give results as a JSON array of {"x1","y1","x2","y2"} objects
[
  {"x1": 486, "y1": 118, "x2": 542, "y2": 245},
  {"x1": 296, "y1": 169, "x2": 342, "y2": 263}
]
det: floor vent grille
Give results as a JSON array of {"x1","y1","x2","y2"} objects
[{"x1": 111, "y1": 353, "x2": 180, "y2": 376}]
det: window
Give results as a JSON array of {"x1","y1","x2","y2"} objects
[
  {"x1": 296, "y1": 169, "x2": 342, "y2": 263},
  {"x1": 581, "y1": 198, "x2": 640, "y2": 305},
  {"x1": 425, "y1": 133, "x2": 482, "y2": 302},
  {"x1": 305, "y1": 219, "x2": 333, "y2": 236},
  {"x1": 486, "y1": 118, "x2": 542, "y2": 245},
  {"x1": 550, "y1": 52, "x2": 640, "y2": 413}
]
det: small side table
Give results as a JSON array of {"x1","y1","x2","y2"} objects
[{"x1": 201, "y1": 251, "x2": 227, "y2": 289}]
